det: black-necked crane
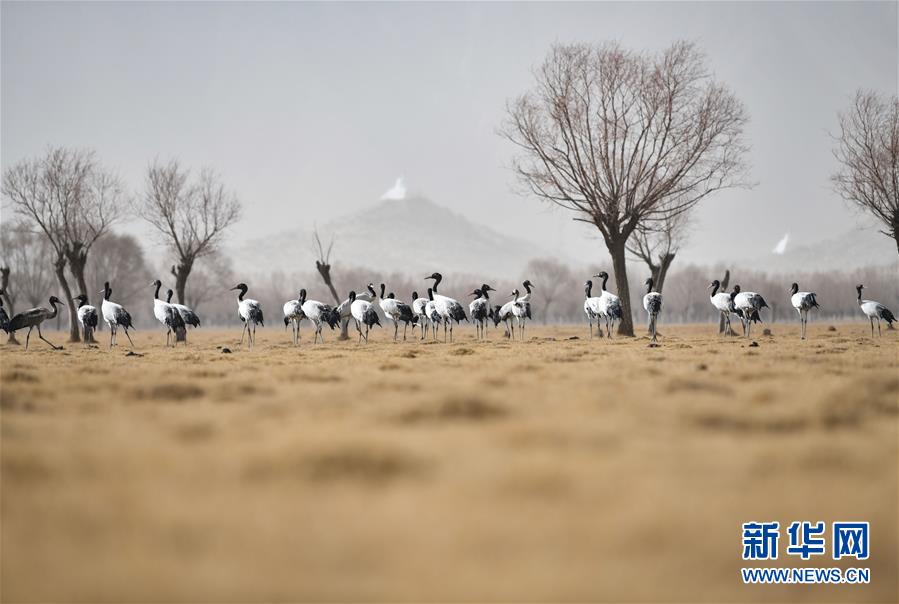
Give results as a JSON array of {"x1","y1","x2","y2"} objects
[
  {"x1": 708, "y1": 279, "x2": 739, "y2": 335},
  {"x1": 789, "y1": 283, "x2": 819, "y2": 340},
  {"x1": 300, "y1": 288, "x2": 340, "y2": 344},
  {"x1": 517, "y1": 280, "x2": 534, "y2": 321},
  {"x1": 424, "y1": 272, "x2": 468, "y2": 342},
  {"x1": 411, "y1": 291, "x2": 429, "y2": 340},
  {"x1": 469, "y1": 284, "x2": 495, "y2": 340},
  {"x1": 152, "y1": 280, "x2": 185, "y2": 347},
  {"x1": 8, "y1": 295, "x2": 64, "y2": 350},
  {"x1": 592, "y1": 271, "x2": 622, "y2": 338},
  {"x1": 643, "y1": 277, "x2": 663, "y2": 343},
  {"x1": 231, "y1": 283, "x2": 264, "y2": 348},
  {"x1": 349, "y1": 290, "x2": 380, "y2": 343},
  {"x1": 283, "y1": 292, "x2": 305, "y2": 346},
  {"x1": 166, "y1": 289, "x2": 201, "y2": 343},
  {"x1": 856, "y1": 284, "x2": 895, "y2": 337},
  {"x1": 100, "y1": 282, "x2": 135, "y2": 348},
  {"x1": 72, "y1": 293, "x2": 99, "y2": 345},
  {"x1": 425, "y1": 289, "x2": 441, "y2": 340},
  {"x1": 497, "y1": 290, "x2": 525, "y2": 340},
  {"x1": 732, "y1": 284, "x2": 768, "y2": 339},
  {"x1": 378, "y1": 283, "x2": 415, "y2": 341}
]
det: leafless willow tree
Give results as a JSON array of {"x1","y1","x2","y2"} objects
[
  {"x1": 626, "y1": 209, "x2": 690, "y2": 294},
  {"x1": 502, "y1": 41, "x2": 750, "y2": 335},
  {"x1": 832, "y1": 90, "x2": 899, "y2": 254},
  {"x1": 2, "y1": 147, "x2": 124, "y2": 341},
  {"x1": 140, "y1": 159, "x2": 241, "y2": 304}
]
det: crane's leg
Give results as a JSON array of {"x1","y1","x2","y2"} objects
[
  {"x1": 403, "y1": 323, "x2": 408, "y2": 341},
  {"x1": 239, "y1": 322, "x2": 247, "y2": 347},
  {"x1": 877, "y1": 318, "x2": 882, "y2": 337},
  {"x1": 122, "y1": 328, "x2": 135, "y2": 348},
  {"x1": 39, "y1": 325, "x2": 60, "y2": 349},
  {"x1": 394, "y1": 321, "x2": 399, "y2": 342},
  {"x1": 24, "y1": 326, "x2": 33, "y2": 350}
]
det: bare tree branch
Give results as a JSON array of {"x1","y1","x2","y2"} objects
[{"x1": 832, "y1": 90, "x2": 899, "y2": 254}]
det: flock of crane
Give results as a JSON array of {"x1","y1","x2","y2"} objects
[{"x1": 0, "y1": 271, "x2": 895, "y2": 351}]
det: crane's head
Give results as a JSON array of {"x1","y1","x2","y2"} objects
[
  {"x1": 469, "y1": 289, "x2": 482, "y2": 297},
  {"x1": 708, "y1": 279, "x2": 720, "y2": 290},
  {"x1": 71, "y1": 293, "x2": 87, "y2": 303},
  {"x1": 425, "y1": 272, "x2": 441, "y2": 281},
  {"x1": 367, "y1": 283, "x2": 377, "y2": 296},
  {"x1": 645, "y1": 277, "x2": 654, "y2": 287},
  {"x1": 379, "y1": 283, "x2": 387, "y2": 297},
  {"x1": 522, "y1": 280, "x2": 534, "y2": 290},
  {"x1": 856, "y1": 284, "x2": 864, "y2": 292},
  {"x1": 411, "y1": 291, "x2": 419, "y2": 300},
  {"x1": 151, "y1": 279, "x2": 162, "y2": 288},
  {"x1": 166, "y1": 289, "x2": 175, "y2": 303},
  {"x1": 348, "y1": 290, "x2": 357, "y2": 303},
  {"x1": 510, "y1": 289, "x2": 520, "y2": 299},
  {"x1": 480, "y1": 284, "x2": 495, "y2": 292},
  {"x1": 231, "y1": 283, "x2": 248, "y2": 293},
  {"x1": 790, "y1": 283, "x2": 799, "y2": 294},
  {"x1": 732, "y1": 284, "x2": 741, "y2": 294},
  {"x1": 298, "y1": 289, "x2": 307, "y2": 303},
  {"x1": 48, "y1": 295, "x2": 62, "y2": 305}
]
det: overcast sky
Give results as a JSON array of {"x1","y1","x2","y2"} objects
[{"x1": 2, "y1": 1, "x2": 896, "y2": 264}]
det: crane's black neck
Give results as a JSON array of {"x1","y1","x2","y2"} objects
[
  {"x1": 154, "y1": 281, "x2": 162, "y2": 300},
  {"x1": 432, "y1": 274, "x2": 442, "y2": 292},
  {"x1": 585, "y1": 282, "x2": 592, "y2": 298},
  {"x1": 522, "y1": 281, "x2": 531, "y2": 294},
  {"x1": 380, "y1": 283, "x2": 386, "y2": 299},
  {"x1": 601, "y1": 274, "x2": 609, "y2": 291},
  {"x1": 237, "y1": 288, "x2": 246, "y2": 301},
  {"x1": 710, "y1": 281, "x2": 720, "y2": 297},
  {"x1": 646, "y1": 279, "x2": 654, "y2": 294},
  {"x1": 104, "y1": 285, "x2": 112, "y2": 301},
  {"x1": 47, "y1": 298, "x2": 60, "y2": 319},
  {"x1": 856, "y1": 286, "x2": 863, "y2": 303},
  {"x1": 482, "y1": 289, "x2": 490, "y2": 300},
  {"x1": 412, "y1": 291, "x2": 419, "y2": 300},
  {"x1": 427, "y1": 288, "x2": 434, "y2": 301},
  {"x1": 166, "y1": 290, "x2": 174, "y2": 303}
]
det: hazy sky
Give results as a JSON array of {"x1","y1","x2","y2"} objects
[{"x1": 2, "y1": 1, "x2": 897, "y2": 264}]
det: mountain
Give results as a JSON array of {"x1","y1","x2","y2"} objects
[
  {"x1": 737, "y1": 227, "x2": 897, "y2": 273},
  {"x1": 231, "y1": 196, "x2": 560, "y2": 277}
]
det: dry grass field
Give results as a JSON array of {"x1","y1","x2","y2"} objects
[{"x1": 1, "y1": 323, "x2": 897, "y2": 602}]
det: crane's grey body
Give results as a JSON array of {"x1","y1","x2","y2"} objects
[{"x1": 8, "y1": 296, "x2": 63, "y2": 350}]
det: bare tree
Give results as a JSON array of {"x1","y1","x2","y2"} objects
[
  {"x1": 523, "y1": 258, "x2": 572, "y2": 322},
  {"x1": 502, "y1": 41, "x2": 750, "y2": 335},
  {"x1": 183, "y1": 251, "x2": 234, "y2": 311},
  {"x1": 2, "y1": 147, "x2": 124, "y2": 341},
  {"x1": 312, "y1": 227, "x2": 349, "y2": 340},
  {"x1": 86, "y1": 232, "x2": 153, "y2": 323},
  {"x1": 140, "y1": 159, "x2": 241, "y2": 304},
  {"x1": 832, "y1": 90, "x2": 899, "y2": 254},
  {"x1": 626, "y1": 209, "x2": 690, "y2": 294}
]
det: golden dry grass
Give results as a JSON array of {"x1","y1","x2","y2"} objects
[{"x1": 1, "y1": 323, "x2": 897, "y2": 602}]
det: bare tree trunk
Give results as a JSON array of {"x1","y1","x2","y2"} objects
[
  {"x1": 67, "y1": 246, "x2": 95, "y2": 342},
  {"x1": 655, "y1": 252, "x2": 676, "y2": 294},
  {"x1": 315, "y1": 260, "x2": 348, "y2": 340},
  {"x1": 171, "y1": 261, "x2": 193, "y2": 342},
  {"x1": 54, "y1": 254, "x2": 79, "y2": 342},
  {"x1": 1, "y1": 267, "x2": 20, "y2": 345},
  {"x1": 609, "y1": 239, "x2": 635, "y2": 336}
]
